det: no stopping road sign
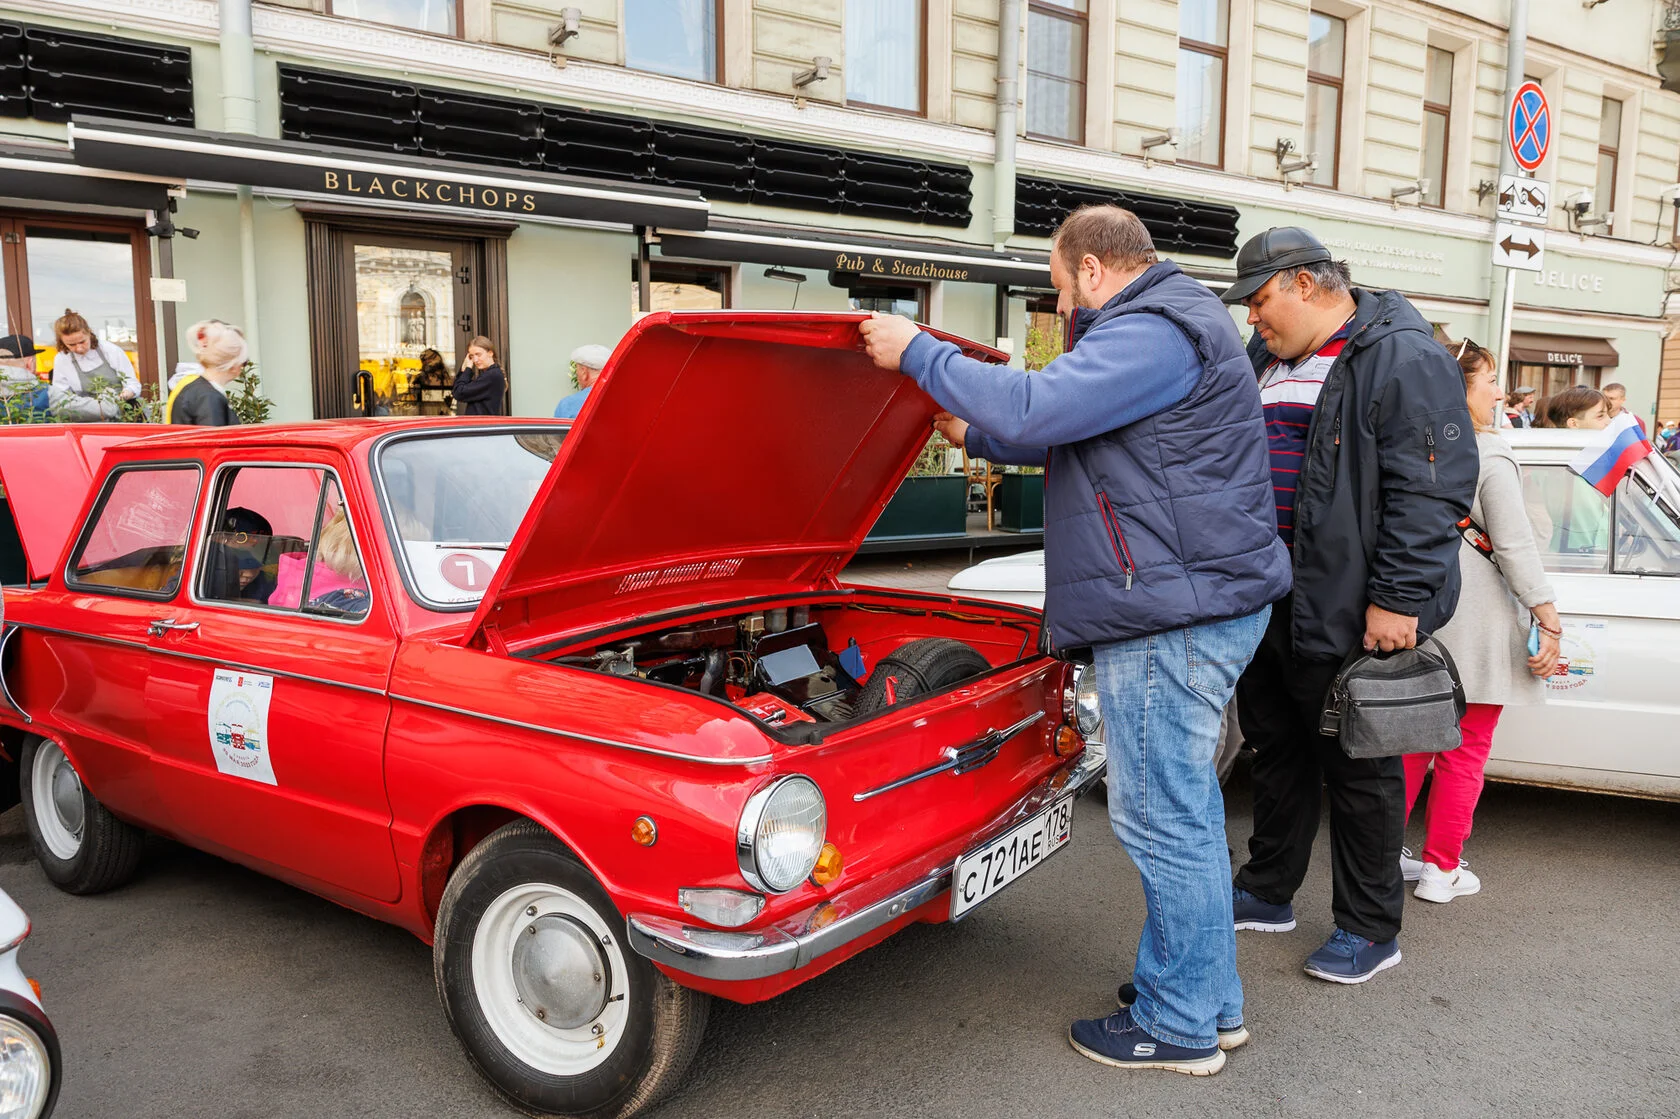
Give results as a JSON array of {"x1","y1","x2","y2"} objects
[{"x1": 1508, "y1": 81, "x2": 1551, "y2": 172}]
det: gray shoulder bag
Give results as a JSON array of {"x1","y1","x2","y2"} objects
[{"x1": 1318, "y1": 635, "x2": 1467, "y2": 759}]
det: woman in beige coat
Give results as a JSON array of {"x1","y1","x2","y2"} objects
[{"x1": 1402, "y1": 340, "x2": 1563, "y2": 903}]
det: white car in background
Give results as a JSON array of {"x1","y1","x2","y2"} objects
[
  {"x1": 0, "y1": 887, "x2": 58, "y2": 1118},
  {"x1": 948, "y1": 428, "x2": 1680, "y2": 802}
]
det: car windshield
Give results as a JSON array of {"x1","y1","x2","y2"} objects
[{"x1": 377, "y1": 430, "x2": 564, "y2": 608}]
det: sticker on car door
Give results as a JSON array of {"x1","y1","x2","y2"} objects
[{"x1": 208, "y1": 669, "x2": 277, "y2": 785}]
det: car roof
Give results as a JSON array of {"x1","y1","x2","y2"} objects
[{"x1": 99, "y1": 416, "x2": 570, "y2": 457}]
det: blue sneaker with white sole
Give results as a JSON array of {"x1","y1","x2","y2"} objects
[
  {"x1": 1232, "y1": 886, "x2": 1296, "y2": 932},
  {"x1": 1303, "y1": 928, "x2": 1402, "y2": 984},
  {"x1": 1068, "y1": 1008, "x2": 1226, "y2": 1075},
  {"x1": 1115, "y1": 982, "x2": 1250, "y2": 1051}
]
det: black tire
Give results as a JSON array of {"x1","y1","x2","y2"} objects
[
  {"x1": 18, "y1": 735, "x2": 143, "y2": 895},
  {"x1": 854, "y1": 637, "x2": 991, "y2": 715},
  {"x1": 434, "y1": 820, "x2": 709, "y2": 1119}
]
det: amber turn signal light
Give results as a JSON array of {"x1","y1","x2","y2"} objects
[
  {"x1": 1054, "y1": 723, "x2": 1083, "y2": 758},
  {"x1": 810, "y1": 842, "x2": 844, "y2": 886},
  {"x1": 631, "y1": 815, "x2": 658, "y2": 846}
]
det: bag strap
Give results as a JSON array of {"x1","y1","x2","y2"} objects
[{"x1": 1457, "y1": 515, "x2": 1500, "y2": 570}]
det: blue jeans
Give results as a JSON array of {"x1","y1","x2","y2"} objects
[{"x1": 1096, "y1": 606, "x2": 1269, "y2": 1050}]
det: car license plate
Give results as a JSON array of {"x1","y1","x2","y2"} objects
[{"x1": 949, "y1": 796, "x2": 1074, "y2": 920}]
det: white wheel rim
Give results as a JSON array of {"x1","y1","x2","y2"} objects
[
  {"x1": 31, "y1": 741, "x2": 84, "y2": 861},
  {"x1": 470, "y1": 882, "x2": 631, "y2": 1077}
]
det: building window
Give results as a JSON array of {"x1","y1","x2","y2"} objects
[
  {"x1": 1305, "y1": 11, "x2": 1345, "y2": 189},
  {"x1": 1026, "y1": 0, "x2": 1087, "y2": 144},
  {"x1": 328, "y1": 0, "x2": 458, "y2": 37},
  {"x1": 1597, "y1": 97, "x2": 1622, "y2": 228},
  {"x1": 1513, "y1": 361, "x2": 1602, "y2": 399},
  {"x1": 624, "y1": 0, "x2": 719, "y2": 83},
  {"x1": 630, "y1": 263, "x2": 730, "y2": 315},
  {"x1": 1422, "y1": 47, "x2": 1452, "y2": 208},
  {"x1": 847, "y1": 279, "x2": 926, "y2": 320},
  {"x1": 1177, "y1": 0, "x2": 1228, "y2": 167},
  {"x1": 846, "y1": 0, "x2": 925, "y2": 113}
]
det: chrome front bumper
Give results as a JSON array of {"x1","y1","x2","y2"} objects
[{"x1": 626, "y1": 742, "x2": 1106, "y2": 983}]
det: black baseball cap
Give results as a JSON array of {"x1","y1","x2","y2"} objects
[
  {"x1": 1220, "y1": 227, "x2": 1335, "y2": 304},
  {"x1": 0, "y1": 334, "x2": 34, "y2": 360}
]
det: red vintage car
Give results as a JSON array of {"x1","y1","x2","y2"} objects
[{"x1": 0, "y1": 312, "x2": 1103, "y2": 1117}]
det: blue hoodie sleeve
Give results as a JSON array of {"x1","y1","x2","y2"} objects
[
  {"x1": 966, "y1": 429, "x2": 1049, "y2": 466},
  {"x1": 900, "y1": 313, "x2": 1200, "y2": 447}
]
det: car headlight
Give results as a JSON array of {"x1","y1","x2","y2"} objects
[
  {"x1": 737, "y1": 776, "x2": 826, "y2": 894},
  {"x1": 1074, "y1": 665, "x2": 1103, "y2": 738},
  {"x1": 0, "y1": 1016, "x2": 51, "y2": 1119}
]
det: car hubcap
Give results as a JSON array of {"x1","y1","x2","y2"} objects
[
  {"x1": 31, "y1": 742, "x2": 84, "y2": 860},
  {"x1": 471, "y1": 883, "x2": 631, "y2": 1077},
  {"x1": 509, "y1": 914, "x2": 611, "y2": 1030}
]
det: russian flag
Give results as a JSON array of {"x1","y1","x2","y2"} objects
[{"x1": 1570, "y1": 412, "x2": 1655, "y2": 496}]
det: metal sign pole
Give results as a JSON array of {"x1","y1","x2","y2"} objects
[
  {"x1": 1488, "y1": 0, "x2": 1529, "y2": 384},
  {"x1": 1496, "y1": 270, "x2": 1517, "y2": 385}
]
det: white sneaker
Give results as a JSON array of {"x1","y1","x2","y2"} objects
[
  {"x1": 1414, "y1": 860, "x2": 1481, "y2": 903},
  {"x1": 1400, "y1": 847, "x2": 1424, "y2": 882}
]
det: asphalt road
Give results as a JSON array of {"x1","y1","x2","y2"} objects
[{"x1": 3, "y1": 767, "x2": 1677, "y2": 1119}]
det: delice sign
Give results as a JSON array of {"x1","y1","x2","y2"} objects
[{"x1": 1507, "y1": 81, "x2": 1552, "y2": 173}]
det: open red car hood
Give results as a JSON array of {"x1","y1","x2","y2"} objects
[
  {"x1": 468, "y1": 311, "x2": 1004, "y2": 648},
  {"x1": 0, "y1": 426, "x2": 143, "y2": 583}
]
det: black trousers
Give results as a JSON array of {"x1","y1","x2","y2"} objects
[{"x1": 1232, "y1": 596, "x2": 1406, "y2": 943}]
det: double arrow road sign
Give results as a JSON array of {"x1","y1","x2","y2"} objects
[{"x1": 1492, "y1": 220, "x2": 1546, "y2": 272}]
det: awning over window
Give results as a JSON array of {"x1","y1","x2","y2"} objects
[
  {"x1": 656, "y1": 219, "x2": 1053, "y2": 288},
  {"x1": 0, "y1": 143, "x2": 175, "y2": 211},
  {"x1": 1509, "y1": 331, "x2": 1619, "y2": 368},
  {"x1": 67, "y1": 117, "x2": 711, "y2": 230}
]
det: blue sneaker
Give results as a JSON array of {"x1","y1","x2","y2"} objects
[
  {"x1": 1069, "y1": 1008, "x2": 1226, "y2": 1075},
  {"x1": 1116, "y1": 982, "x2": 1250, "y2": 1050},
  {"x1": 1303, "y1": 928, "x2": 1402, "y2": 984},
  {"x1": 1232, "y1": 886, "x2": 1296, "y2": 932}
]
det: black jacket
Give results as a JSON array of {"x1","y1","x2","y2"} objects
[
  {"x1": 1256, "y1": 288, "x2": 1478, "y2": 660},
  {"x1": 452, "y1": 363, "x2": 506, "y2": 416},
  {"x1": 167, "y1": 375, "x2": 238, "y2": 426}
]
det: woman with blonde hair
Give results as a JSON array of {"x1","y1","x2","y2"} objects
[
  {"x1": 49, "y1": 309, "x2": 143, "y2": 421},
  {"x1": 1401, "y1": 339, "x2": 1562, "y2": 902},
  {"x1": 270, "y1": 508, "x2": 369, "y2": 616},
  {"x1": 165, "y1": 320, "x2": 247, "y2": 425}
]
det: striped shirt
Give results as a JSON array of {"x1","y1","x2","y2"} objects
[{"x1": 1259, "y1": 319, "x2": 1352, "y2": 547}]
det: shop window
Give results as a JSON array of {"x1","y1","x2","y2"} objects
[
  {"x1": 327, "y1": 0, "x2": 459, "y2": 37},
  {"x1": 1512, "y1": 361, "x2": 1601, "y2": 401},
  {"x1": 1026, "y1": 0, "x2": 1087, "y2": 144},
  {"x1": 1422, "y1": 47, "x2": 1453, "y2": 208},
  {"x1": 1177, "y1": 0, "x2": 1228, "y2": 168},
  {"x1": 0, "y1": 214, "x2": 156, "y2": 386},
  {"x1": 624, "y1": 0, "x2": 719, "y2": 83},
  {"x1": 630, "y1": 263, "x2": 730, "y2": 315},
  {"x1": 1305, "y1": 12, "x2": 1345, "y2": 189},
  {"x1": 68, "y1": 466, "x2": 202, "y2": 599},
  {"x1": 1596, "y1": 98, "x2": 1622, "y2": 230},
  {"x1": 847, "y1": 0, "x2": 925, "y2": 113},
  {"x1": 847, "y1": 279, "x2": 926, "y2": 320}
]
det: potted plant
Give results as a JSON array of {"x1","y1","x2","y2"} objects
[
  {"x1": 997, "y1": 465, "x2": 1044, "y2": 532},
  {"x1": 865, "y1": 434, "x2": 968, "y2": 540}
]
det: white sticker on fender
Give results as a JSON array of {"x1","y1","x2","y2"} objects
[{"x1": 208, "y1": 669, "x2": 277, "y2": 785}]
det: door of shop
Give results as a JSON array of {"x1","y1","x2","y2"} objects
[{"x1": 303, "y1": 209, "x2": 510, "y2": 419}]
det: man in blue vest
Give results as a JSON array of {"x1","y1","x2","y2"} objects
[{"x1": 861, "y1": 204, "x2": 1291, "y2": 1076}]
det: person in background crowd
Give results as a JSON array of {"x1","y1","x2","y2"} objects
[
  {"x1": 861, "y1": 204, "x2": 1290, "y2": 1076},
  {"x1": 1224, "y1": 227, "x2": 1477, "y2": 985},
  {"x1": 1538, "y1": 386, "x2": 1609, "y2": 430},
  {"x1": 164, "y1": 320, "x2": 246, "y2": 426},
  {"x1": 1659, "y1": 419, "x2": 1680, "y2": 453},
  {"x1": 554, "y1": 344, "x2": 611, "y2": 419},
  {"x1": 415, "y1": 348, "x2": 453, "y2": 416},
  {"x1": 50, "y1": 309, "x2": 142, "y2": 421},
  {"x1": 0, "y1": 334, "x2": 49, "y2": 421},
  {"x1": 453, "y1": 336, "x2": 506, "y2": 416},
  {"x1": 1505, "y1": 386, "x2": 1537, "y2": 428},
  {"x1": 1601, "y1": 383, "x2": 1644, "y2": 433},
  {"x1": 1403, "y1": 340, "x2": 1561, "y2": 903}
]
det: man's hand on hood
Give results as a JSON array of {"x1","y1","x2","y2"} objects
[{"x1": 860, "y1": 312, "x2": 922, "y2": 372}]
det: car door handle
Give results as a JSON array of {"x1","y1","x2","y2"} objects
[{"x1": 148, "y1": 618, "x2": 200, "y2": 636}]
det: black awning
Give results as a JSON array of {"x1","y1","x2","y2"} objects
[
  {"x1": 0, "y1": 144, "x2": 174, "y2": 210},
  {"x1": 1509, "y1": 331, "x2": 1619, "y2": 368},
  {"x1": 656, "y1": 220, "x2": 1052, "y2": 287},
  {"x1": 67, "y1": 117, "x2": 711, "y2": 230}
]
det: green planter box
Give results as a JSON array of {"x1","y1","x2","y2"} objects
[
  {"x1": 998, "y1": 473, "x2": 1044, "y2": 532},
  {"x1": 866, "y1": 475, "x2": 968, "y2": 539}
]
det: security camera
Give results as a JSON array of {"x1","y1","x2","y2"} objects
[
  {"x1": 793, "y1": 56, "x2": 831, "y2": 89},
  {"x1": 1567, "y1": 189, "x2": 1594, "y2": 218},
  {"x1": 547, "y1": 7, "x2": 581, "y2": 48}
]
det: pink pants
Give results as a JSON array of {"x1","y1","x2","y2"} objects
[{"x1": 1402, "y1": 703, "x2": 1503, "y2": 869}]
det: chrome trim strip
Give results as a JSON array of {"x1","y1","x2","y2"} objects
[
  {"x1": 628, "y1": 743, "x2": 1106, "y2": 981},
  {"x1": 853, "y1": 710, "x2": 1047, "y2": 802},
  {"x1": 391, "y1": 694, "x2": 776, "y2": 767},
  {"x1": 0, "y1": 626, "x2": 30, "y2": 724}
]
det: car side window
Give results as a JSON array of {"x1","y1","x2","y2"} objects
[
  {"x1": 68, "y1": 466, "x2": 202, "y2": 597},
  {"x1": 1519, "y1": 465, "x2": 1610, "y2": 575},
  {"x1": 1612, "y1": 470, "x2": 1680, "y2": 575},
  {"x1": 198, "y1": 467, "x2": 370, "y2": 620}
]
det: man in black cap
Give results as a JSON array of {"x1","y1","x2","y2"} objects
[
  {"x1": 1221, "y1": 228, "x2": 1476, "y2": 983},
  {"x1": 0, "y1": 335, "x2": 49, "y2": 421}
]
